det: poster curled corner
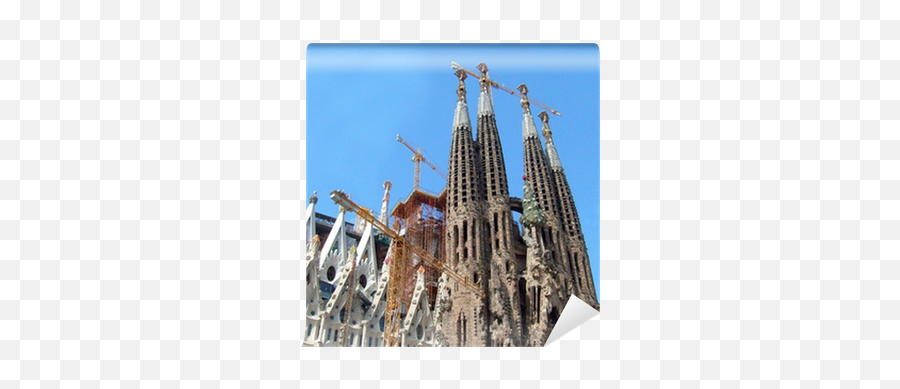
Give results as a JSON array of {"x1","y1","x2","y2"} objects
[{"x1": 543, "y1": 295, "x2": 600, "y2": 346}]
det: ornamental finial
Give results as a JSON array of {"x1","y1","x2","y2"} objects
[
  {"x1": 455, "y1": 69, "x2": 467, "y2": 101},
  {"x1": 453, "y1": 71, "x2": 471, "y2": 129},
  {"x1": 541, "y1": 112, "x2": 563, "y2": 170},
  {"x1": 477, "y1": 63, "x2": 494, "y2": 116},
  {"x1": 539, "y1": 111, "x2": 551, "y2": 138},
  {"x1": 477, "y1": 62, "x2": 490, "y2": 91},
  {"x1": 518, "y1": 84, "x2": 531, "y2": 114}
]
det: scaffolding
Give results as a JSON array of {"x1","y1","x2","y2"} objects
[{"x1": 390, "y1": 188, "x2": 447, "y2": 314}]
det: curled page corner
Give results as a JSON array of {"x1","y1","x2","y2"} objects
[{"x1": 543, "y1": 295, "x2": 600, "y2": 346}]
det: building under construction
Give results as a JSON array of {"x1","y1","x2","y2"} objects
[{"x1": 304, "y1": 63, "x2": 599, "y2": 347}]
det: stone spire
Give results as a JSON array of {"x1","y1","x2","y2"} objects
[
  {"x1": 520, "y1": 83, "x2": 573, "y2": 302},
  {"x1": 453, "y1": 69, "x2": 470, "y2": 130},
  {"x1": 447, "y1": 68, "x2": 480, "y2": 206},
  {"x1": 477, "y1": 63, "x2": 512, "y2": 200},
  {"x1": 539, "y1": 112, "x2": 562, "y2": 170},
  {"x1": 519, "y1": 84, "x2": 539, "y2": 139},
  {"x1": 520, "y1": 85, "x2": 560, "y2": 222},
  {"x1": 538, "y1": 112, "x2": 598, "y2": 309},
  {"x1": 476, "y1": 62, "x2": 522, "y2": 346},
  {"x1": 441, "y1": 68, "x2": 490, "y2": 347},
  {"x1": 477, "y1": 63, "x2": 494, "y2": 116}
]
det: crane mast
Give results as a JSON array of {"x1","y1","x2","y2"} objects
[
  {"x1": 450, "y1": 61, "x2": 563, "y2": 117},
  {"x1": 396, "y1": 134, "x2": 447, "y2": 191}
]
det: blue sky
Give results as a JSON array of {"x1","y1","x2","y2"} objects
[{"x1": 307, "y1": 44, "x2": 600, "y2": 301}]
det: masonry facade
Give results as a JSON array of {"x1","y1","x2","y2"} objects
[{"x1": 437, "y1": 65, "x2": 599, "y2": 347}]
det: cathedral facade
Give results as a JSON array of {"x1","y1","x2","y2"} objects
[{"x1": 434, "y1": 65, "x2": 598, "y2": 347}]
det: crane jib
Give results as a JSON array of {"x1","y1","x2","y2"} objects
[
  {"x1": 328, "y1": 190, "x2": 485, "y2": 299},
  {"x1": 450, "y1": 61, "x2": 563, "y2": 117}
]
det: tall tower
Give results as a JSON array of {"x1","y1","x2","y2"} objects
[
  {"x1": 474, "y1": 63, "x2": 523, "y2": 346},
  {"x1": 540, "y1": 112, "x2": 599, "y2": 308},
  {"x1": 441, "y1": 70, "x2": 490, "y2": 346},
  {"x1": 519, "y1": 84, "x2": 573, "y2": 302}
]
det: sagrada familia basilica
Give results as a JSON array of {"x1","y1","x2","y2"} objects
[{"x1": 305, "y1": 64, "x2": 598, "y2": 347}]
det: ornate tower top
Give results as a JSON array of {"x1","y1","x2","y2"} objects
[
  {"x1": 477, "y1": 62, "x2": 494, "y2": 116},
  {"x1": 539, "y1": 111, "x2": 551, "y2": 136},
  {"x1": 518, "y1": 84, "x2": 531, "y2": 114},
  {"x1": 309, "y1": 191, "x2": 318, "y2": 204},
  {"x1": 476, "y1": 62, "x2": 489, "y2": 87},
  {"x1": 455, "y1": 69, "x2": 467, "y2": 101},
  {"x1": 453, "y1": 70, "x2": 471, "y2": 129},
  {"x1": 540, "y1": 111, "x2": 562, "y2": 170},
  {"x1": 519, "y1": 84, "x2": 539, "y2": 139}
]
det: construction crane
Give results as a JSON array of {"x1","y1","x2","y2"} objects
[
  {"x1": 396, "y1": 134, "x2": 447, "y2": 191},
  {"x1": 451, "y1": 61, "x2": 563, "y2": 117},
  {"x1": 329, "y1": 190, "x2": 484, "y2": 346}
]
